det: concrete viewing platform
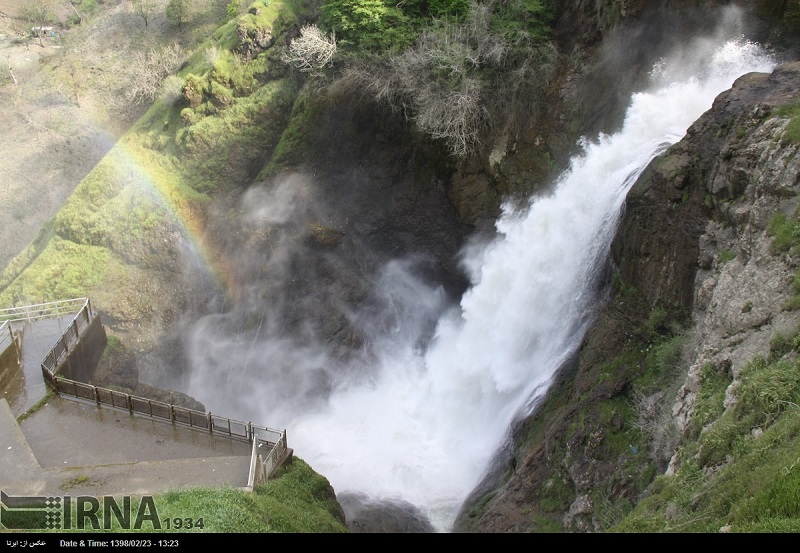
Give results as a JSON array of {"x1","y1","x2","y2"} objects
[
  {"x1": 1, "y1": 397, "x2": 251, "y2": 497},
  {"x1": 0, "y1": 300, "x2": 283, "y2": 503}
]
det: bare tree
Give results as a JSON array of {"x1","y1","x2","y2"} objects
[
  {"x1": 125, "y1": 43, "x2": 186, "y2": 104},
  {"x1": 3, "y1": 57, "x2": 17, "y2": 85},
  {"x1": 342, "y1": 9, "x2": 501, "y2": 158},
  {"x1": 281, "y1": 24, "x2": 337, "y2": 73},
  {"x1": 132, "y1": 0, "x2": 159, "y2": 27}
]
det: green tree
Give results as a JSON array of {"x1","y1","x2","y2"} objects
[
  {"x1": 165, "y1": 0, "x2": 189, "y2": 29},
  {"x1": 226, "y1": 0, "x2": 240, "y2": 21},
  {"x1": 21, "y1": 1, "x2": 55, "y2": 47},
  {"x1": 132, "y1": 0, "x2": 158, "y2": 27},
  {"x1": 319, "y1": 0, "x2": 414, "y2": 51}
]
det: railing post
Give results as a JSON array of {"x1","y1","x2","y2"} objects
[
  {"x1": 94, "y1": 386, "x2": 99, "y2": 406},
  {"x1": 248, "y1": 422, "x2": 253, "y2": 444},
  {"x1": 170, "y1": 405, "x2": 175, "y2": 425},
  {"x1": 127, "y1": 394, "x2": 133, "y2": 415},
  {"x1": 208, "y1": 413, "x2": 213, "y2": 434}
]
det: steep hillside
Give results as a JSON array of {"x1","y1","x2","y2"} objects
[{"x1": 455, "y1": 55, "x2": 800, "y2": 535}]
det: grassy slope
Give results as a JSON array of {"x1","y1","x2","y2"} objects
[
  {"x1": 613, "y1": 350, "x2": 800, "y2": 532},
  {"x1": 0, "y1": 2, "x2": 348, "y2": 533},
  {"x1": 152, "y1": 459, "x2": 347, "y2": 533},
  {"x1": 0, "y1": 1, "x2": 304, "y2": 307}
]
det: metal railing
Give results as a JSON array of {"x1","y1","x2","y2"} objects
[
  {"x1": 39, "y1": 300, "x2": 93, "y2": 388},
  {"x1": 0, "y1": 297, "x2": 90, "y2": 324},
  {"x1": 19, "y1": 295, "x2": 290, "y2": 484},
  {"x1": 248, "y1": 428, "x2": 289, "y2": 489},
  {"x1": 52, "y1": 376, "x2": 283, "y2": 447}
]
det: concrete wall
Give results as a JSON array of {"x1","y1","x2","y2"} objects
[
  {"x1": 0, "y1": 334, "x2": 21, "y2": 391},
  {"x1": 59, "y1": 315, "x2": 107, "y2": 383}
]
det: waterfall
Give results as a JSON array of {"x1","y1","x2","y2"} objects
[{"x1": 187, "y1": 34, "x2": 774, "y2": 531}]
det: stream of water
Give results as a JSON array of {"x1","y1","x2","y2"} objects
[{"x1": 188, "y1": 31, "x2": 774, "y2": 532}]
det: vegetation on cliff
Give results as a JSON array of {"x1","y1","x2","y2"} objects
[{"x1": 152, "y1": 459, "x2": 348, "y2": 532}]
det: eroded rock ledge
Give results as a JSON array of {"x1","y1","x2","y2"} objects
[{"x1": 454, "y1": 61, "x2": 800, "y2": 533}]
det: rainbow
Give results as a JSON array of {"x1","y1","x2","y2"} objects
[{"x1": 73, "y1": 133, "x2": 240, "y2": 304}]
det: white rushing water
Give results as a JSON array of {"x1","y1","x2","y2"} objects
[{"x1": 188, "y1": 34, "x2": 774, "y2": 531}]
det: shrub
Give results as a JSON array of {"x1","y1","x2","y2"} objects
[
  {"x1": 774, "y1": 103, "x2": 800, "y2": 145},
  {"x1": 767, "y1": 212, "x2": 800, "y2": 253},
  {"x1": 125, "y1": 43, "x2": 186, "y2": 105},
  {"x1": 281, "y1": 24, "x2": 337, "y2": 73},
  {"x1": 166, "y1": 0, "x2": 190, "y2": 28},
  {"x1": 319, "y1": 0, "x2": 414, "y2": 52}
]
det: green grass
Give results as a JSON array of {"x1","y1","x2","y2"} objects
[
  {"x1": 688, "y1": 362, "x2": 732, "y2": 438},
  {"x1": 718, "y1": 249, "x2": 737, "y2": 264},
  {"x1": 16, "y1": 389, "x2": 56, "y2": 423},
  {"x1": 0, "y1": 0, "x2": 305, "y2": 304},
  {"x1": 539, "y1": 475, "x2": 573, "y2": 513},
  {"x1": 774, "y1": 102, "x2": 800, "y2": 145},
  {"x1": 139, "y1": 459, "x2": 346, "y2": 532},
  {"x1": 0, "y1": 238, "x2": 120, "y2": 306},
  {"x1": 767, "y1": 211, "x2": 800, "y2": 253},
  {"x1": 612, "y1": 352, "x2": 800, "y2": 532},
  {"x1": 8, "y1": 459, "x2": 347, "y2": 533}
]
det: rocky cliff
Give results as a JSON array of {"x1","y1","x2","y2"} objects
[{"x1": 454, "y1": 55, "x2": 800, "y2": 533}]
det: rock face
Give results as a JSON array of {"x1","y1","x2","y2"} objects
[
  {"x1": 454, "y1": 60, "x2": 800, "y2": 532},
  {"x1": 93, "y1": 333, "x2": 206, "y2": 411}
]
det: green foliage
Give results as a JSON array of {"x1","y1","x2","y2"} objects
[
  {"x1": 0, "y1": 238, "x2": 117, "y2": 306},
  {"x1": 258, "y1": 88, "x2": 321, "y2": 177},
  {"x1": 785, "y1": 269, "x2": 800, "y2": 311},
  {"x1": 319, "y1": 0, "x2": 416, "y2": 51},
  {"x1": 227, "y1": 0, "x2": 241, "y2": 21},
  {"x1": 153, "y1": 459, "x2": 347, "y2": 532},
  {"x1": 736, "y1": 357, "x2": 800, "y2": 422},
  {"x1": 689, "y1": 363, "x2": 731, "y2": 437},
  {"x1": 634, "y1": 334, "x2": 687, "y2": 396},
  {"x1": 774, "y1": 102, "x2": 800, "y2": 145},
  {"x1": 612, "y1": 271, "x2": 636, "y2": 297},
  {"x1": 490, "y1": 0, "x2": 552, "y2": 44},
  {"x1": 644, "y1": 306, "x2": 672, "y2": 339},
  {"x1": 532, "y1": 514, "x2": 565, "y2": 532},
  {"x1": 1, "y1": 0, "x2": 306, "y2": 309},
  {"x1": 767, "y1": 211, "x2": 800, "y2": 253},
  {"x1": 51, "y1": 459, "x2": 348, "y2": 532},
  {"x1": 166, "y1": 0, "x2": 190, "y2": 28},
  {"x1": 614, "y1": 352, "x2": 800, "y2": 532},
  {"x1": 49, "y1": 141, "x2": 208, "y2": 265},
  {"x1": 718, "y1": 249, "x2": 736, "y2": 264},
  {"x1": 178, "y1": 78, "x2": 297, "y2": 191},
  {"x1": 768, "y1": 333, "x2": 791, "y2": 363},
  {"x1": 0, "y1": 220, "x2": 55, "y2": 292},
  {"x1": 99, "y1": 334, "x2": 130, "y2": 368},
  {"x1": 539, "y1": 476, "x2": 573, "y2": 513},
  {"x1": 400, "y1": 0, "x2": 470, "y2": 19}
]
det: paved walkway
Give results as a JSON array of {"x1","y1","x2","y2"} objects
[
  {"x1": 0, "y1": 317, "x2": 254, "y2": 500},
  {"x1": 1, "y1": 396, "x2": 251, "y2": 497},
  {"x1": 4, "y1": 317, "x2": 75, "y2": 417}
]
